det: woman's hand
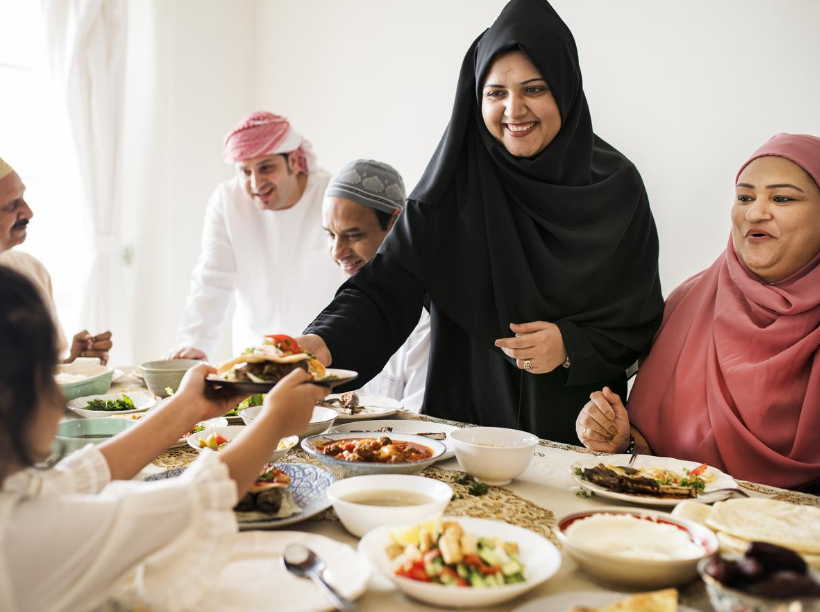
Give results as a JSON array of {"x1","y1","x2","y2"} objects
[
  {"x1": 261, "y1": 369, "x2": 328, "y2": 436},
  {"x1": 494, "y1": 321, "x2": 567, "y2": 373},
  {"x1": 576, "y1": 386, "x2": 631, "y2": 452},
  {"x1": 171, "y1": 364, "x2": 249, "y2": 423},
  {"x1": 294, "y1": 334, "x2": 332, "y2": 366}
]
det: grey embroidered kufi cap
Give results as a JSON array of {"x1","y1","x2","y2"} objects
[{"x1": 324, "y1": 159, "x2": 406, "y2": 213}]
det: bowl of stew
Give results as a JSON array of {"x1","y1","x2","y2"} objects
[{"x1": 301, "y1": 432, "x2": 446, "y2": 477}]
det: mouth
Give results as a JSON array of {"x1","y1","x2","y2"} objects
[
  {"x1": 252, "y1": 185, "x2": 275, "y2": 201},
  {"x1": 338, "y1": 259, "x2": 363, "y2": 275},
  {"x1": 745, "y1": 228, "x2": 773, "y2": 239},
  {"x1": 503, "y1": 121, "x2": 537, "y2": 138},
  {"x1": 11, "y1": 220, "x2": 29, "y2": 232}
]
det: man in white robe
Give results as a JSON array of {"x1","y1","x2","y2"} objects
[
  {"x1": 322, "y1": 160, "x2": 430, "y2": 412},
  {"x1": 169, "y1": 112, "x2": 343, "y2": 361}
]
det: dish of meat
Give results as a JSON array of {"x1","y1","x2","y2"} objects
[{"x1": 570, "y1": 454, "x2": 737, "y2": 507}]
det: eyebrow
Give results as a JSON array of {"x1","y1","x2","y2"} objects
[
  {"x1": 484, "y1": 77, "x2": 547, "y2": 88},
  {"x1": 736, "y1": 182, "x2": 805, "y2": 193}
]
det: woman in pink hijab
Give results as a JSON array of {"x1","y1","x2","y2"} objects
[{"x1": 575, "y1": 133, "x2": 820, "y2": 490}]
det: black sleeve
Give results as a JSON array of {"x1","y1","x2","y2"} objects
[
  {"x1": 555, "y1": 315, "x2": 661, "y2": 386},
  {"x1": 304, "y1": 253, "x2": 426, "y2": 388}
]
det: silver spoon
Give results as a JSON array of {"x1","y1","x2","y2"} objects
[{"x1": 282, "y1": 543, "x2": 355, "y2": 610}]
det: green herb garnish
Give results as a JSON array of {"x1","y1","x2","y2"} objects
[
  {"x1": 85, "y1": 394, "x2": 136, "y2": 412},
  {"x1": 468, "y1": 481, "x2": 490, "y2": 496}
]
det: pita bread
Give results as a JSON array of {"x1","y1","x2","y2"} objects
[
  {"x1": 706, "y1": 499, "x2": 820, "y2": 555},
  {"x1": 566, "y1": 589, "x2": 678, "y2": 612},
  {"x1": 717, "y1": 524, "x2": 820, "y2": 569}
]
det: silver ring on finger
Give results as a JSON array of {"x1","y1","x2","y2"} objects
[{"x1": 523, "y1": 359, "x2": 533, "y2": 372}]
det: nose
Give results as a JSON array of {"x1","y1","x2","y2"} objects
[
  {"x1": 20, "y1": 200, "x2": 33, "y2": 221},
  {"x1": 504, "y1": 93, "x2": 528, "y2": 119},
  {"x1": 331, "y1": 236, "x2": 350, "y2": 262},
  {"x1": 745, "y1": 198, "x2": 772, "y2": 223},
  {"x1": 250, "y1": 171, "x2": 261, "y2": 193}
]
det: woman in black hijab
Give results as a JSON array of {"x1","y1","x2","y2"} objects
[{"x1": 302, "y1": 0, "x2": 663, "y2": 444}]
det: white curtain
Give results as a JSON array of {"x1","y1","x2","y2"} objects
[{"x1": 40, "y1": 0, "x2": 128, "y2": 355}]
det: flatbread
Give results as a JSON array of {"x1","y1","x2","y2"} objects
[
  {"x1": 706, "y1": 499, "x2": 820, "y2": 555},
  {"x1": 566, "y1": 589, "x2": 678, "y2": 612},
  {"x1": 717, "y1": 527, "x2": 820, "y2": 570}
]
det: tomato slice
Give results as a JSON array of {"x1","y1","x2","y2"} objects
[
  {"x1": 690, "y1": 463, "x2": 708, "y2": 476},
  {"x1": 264, "y1": 334, "x2": 302, "y2": 354}
]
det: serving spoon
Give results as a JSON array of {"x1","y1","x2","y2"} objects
[{"x1": 282, "y1": 543, "x2": 355, "y2": 610}]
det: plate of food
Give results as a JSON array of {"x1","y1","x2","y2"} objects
[
  {"x1": 187, "y1": 425, "x2": 298, "y2": 462},
  {"x1": 185, "y1": 530, "x2": 370, "y2": 612},
  {"x1": 570, "y1": 454, "x2": 738, "y2": 507},
  {"x1": 206, "y1": 334, "x2": 356, "y2": 393},
  {"x1": 67, "y1": 391, "x2": 157, "y2": 418},
  {"x1": 144, "y1": 462, "x2": 337, "y2": 530},
  {"x1": 358, "y1": 516, "x2": 561, "y2": 608},
  {"x1": 317, "y1": 391, "x2": 402, "y2": 420},
  {"x1": 511, "y1": 589, "x2": 698, "y2": 612},
  {"x1": 302, "y1": 432, "x2": 446, "y2": 477},
  {"x1": 331, "y1": 419, "x2": 458, "y2": 460}
]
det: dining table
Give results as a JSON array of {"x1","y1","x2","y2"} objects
[{"x1": 110, "y1": 369, "x2": 819, "y2": 612}]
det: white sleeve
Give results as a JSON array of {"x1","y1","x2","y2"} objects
[
  {"x1": 2, "y1": 450, "x2": 237, "y2": 612},
  {"x1": 174, "y1": 189, "x2": 238, "y2": 357},
  {"x1": 399, "y1": 312, "x2": 431, "y2": 414},
  {"x1": 1, "y1": 444, "x2": 111, "y2": 497}
]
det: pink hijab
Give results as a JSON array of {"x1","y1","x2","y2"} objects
[{"x1": 629, "y1": 133, "x2": 820, "y2": 489}]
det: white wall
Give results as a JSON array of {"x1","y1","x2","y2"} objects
[{"x1": 124, "y1": 0, "x2": 820, "y2": 365}]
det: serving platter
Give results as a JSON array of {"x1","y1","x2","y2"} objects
[
  {"x1": 331, "y1": 419, "x2": 458, "y2": 460},
  {"x1": 570, "y1": 454, "x2": 738, "y2": 507},
  {"x1": 67, "y1": 390, "x2": 157, "y2": 418},
  {"x1": 322, "y1": 392, "x2": 402, "y2": 421},
  {"x1": 177, "y1": 531, "x2": 370, "y2": 612},
  {"x1": 205, "y1": 368, "x2": 358, "y2": 393},
  {"x1": 511, "y1": 590, "x2": 699, "y2": 612},
  {"x1": 144, "y1": 463, "x2": 336, "y2": 529}
]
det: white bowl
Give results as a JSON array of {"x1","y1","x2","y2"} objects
[
  {"x1": 328, "y1": 475, "x2": 452, "y2": 537},
  {"x1": 67, "y1": 391, "x2": 157, "y2": 418},
  {"x1": 450, "y1": 427, "x2": 538, "y2": 485},
  {"x1": 239, "y1": 405, "x2": 337, "y2": 439},
  {"x1": 556, "y1": 507, "x2": 719, "y2": 589},
  {"x1": 187, "y1": 425, "x2": 298, "y2": 462},
  {"x1": 358, "y1": 516, "x2": 561, "y2": 609},
  {"x1": 301, "y1": 432, "x2": 446, "y2": 477}
]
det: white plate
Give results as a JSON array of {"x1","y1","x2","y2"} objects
[
  {"x1": 187, "y1": 425, "x2": 298, "y2": 462},
  {"x1": 570, "y1": 454, "x2": 738, "y2": 507},
  {"x1": 66, "y1": 391, "x2": 157, "y2": 418},
  {"x1": 331, "y1": 419, "x2": 458, "y2": 461},
  {"x1": 358, "y1": 516, "x2": 561, "y2": 609},
  {"x1": 512, "y1": 591, "x2": 699, "y2": 612},
  {"x1": 323, "y1": 392, "x2": 402, "y2": 420},
  {"x1": 178, "y1": 531, "x2": 370, "y2": 612}
]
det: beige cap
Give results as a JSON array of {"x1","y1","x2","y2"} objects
[{"x1": 0, "y1": 157, "x2": 14, "y2": 181}]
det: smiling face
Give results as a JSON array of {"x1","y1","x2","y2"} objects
[
  {"x1": 0, "y1": 171, "x2": 33, "y2": 252},
  {"x1": 322, "y1": 197, "x2": 397, "y2": 276},
  {"x1": 235, "y1": 152, "x2": 306, "y2": 211},
  {"x1": 732, "y1": 156, "x2": 820, "y2": 283},
  {"x1": 481, "y1": 50, "x2": 562, "y2": 158}
]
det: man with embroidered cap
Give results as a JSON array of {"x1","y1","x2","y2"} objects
[
  {"x1": 322, "y1": 159, "x2": 430, "y2": 412},
  {"x1": 0, "y1": 156, "x2": 114, "y2": 363},
  {"x1": 169, "y1": 112, "x2": 342, "y2": 361}
]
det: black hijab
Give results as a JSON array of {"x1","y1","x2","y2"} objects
[{"x1": 382, "y1": 0, "x2": 662, "y2": 363}]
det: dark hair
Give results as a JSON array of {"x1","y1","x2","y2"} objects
[
  {"x1": 0, "y1": 265, "x2": 61, "y2": 476},
  {"x1": 373, "y1": 208, "x2": 395, "y2": 231}
]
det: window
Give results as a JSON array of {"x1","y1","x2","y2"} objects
[{"x1": 0, "y1": 0, "x2": 88, "y2": 345}]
